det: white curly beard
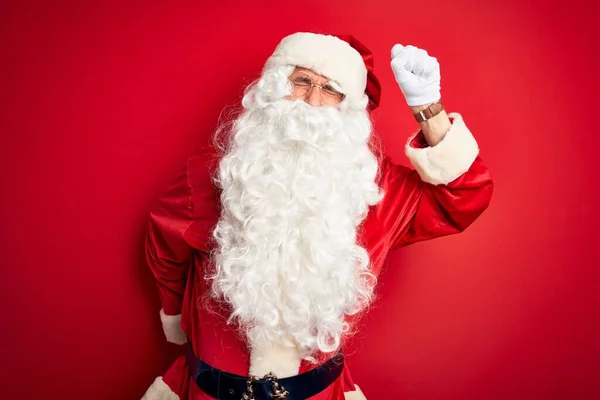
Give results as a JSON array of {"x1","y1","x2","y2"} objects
[{"x1": 210, "y1": 66, "x2": 384, "y2": 364}]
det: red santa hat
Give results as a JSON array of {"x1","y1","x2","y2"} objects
[{"x1": 264, "y1": 32, "x2": 382, "y2": 110}]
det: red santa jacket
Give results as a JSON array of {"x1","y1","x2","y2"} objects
[{"x1": 142, "y1": 113, "x2": 493, "y2": 400}]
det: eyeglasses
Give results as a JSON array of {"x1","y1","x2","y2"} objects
[{"x1": 288, "y1": 71, "x2": 346, "y2": 105}]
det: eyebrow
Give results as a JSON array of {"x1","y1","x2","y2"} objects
[
  {"x1": 327, "y1": 80, "x2": 343, "y2": 93},
  {"x1": 291, "y1": 71, "x2": 343, "y2": 91},
  {"x1": 294, "y1": 71, "x2": 328, "y2": 84},
  {"x1": 292, "y1": 75, "x2": 311, "y2": 82}
]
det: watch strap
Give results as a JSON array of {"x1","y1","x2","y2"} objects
[{"x1": 414, "y1": 101, "x2": 444, "y2": 122}]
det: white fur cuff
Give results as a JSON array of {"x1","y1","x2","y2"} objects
[
  {"x1": 344, "y1": 384, "x2": 367, "y2": 400},
  {"x1": 141, "y1": 377, "x2": 179, "y2": 400},
  {"x1": 405, "y1": 112, "x2": 479, "y2": 185},
  {"x1": 159, "y1": 309, "x2": 187, "y2": 345}
]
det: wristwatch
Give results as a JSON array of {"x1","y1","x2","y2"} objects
[{"x1": 413, "y1": 101, "x2": 444, "y2": 122}]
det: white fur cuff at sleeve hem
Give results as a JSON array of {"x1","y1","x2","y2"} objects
[
  {"x1": 159, "y1": 309, "x2": 187, "y2": 345},
  {"x1": 405, "y1": 112, "x2": 479, "y2": 185},
  {"x1": 344, "y1": 384, "x2": 367, "y2": 399},
  {"x1": 141, "y1": 376, "x2": 180, "y2": 400}
]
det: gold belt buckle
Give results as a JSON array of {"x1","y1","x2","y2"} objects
[
  {"x1": 241, "y1": 372, "x2": 289, "y2": 400},
  {"x1": 264, "y1": 372, "x2": 289, "y2": 399},
  {"x1": 242, "y1": 375, "x2": 259, "y2": 400}
]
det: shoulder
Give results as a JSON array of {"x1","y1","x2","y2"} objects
[
  {"x1": 375, "y1": 150, "x2": 414, "y2": 188},
  {"x1": 181, "y1": 145, "x2": 222, "y2": 250},
  {"x1": 179, "y1": 144, "x2": 221, "y2": 218},
  {"x1": 185, "y1": 144, "x2": 221, "y2": 187}
]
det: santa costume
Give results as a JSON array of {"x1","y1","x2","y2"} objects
[{"x1": 142, "y1": 32, "x2": 493, "y2": 400}]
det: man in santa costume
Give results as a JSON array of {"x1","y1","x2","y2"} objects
[{"x1": 142, "y1": 32, "x2": 493, "y2": 400}]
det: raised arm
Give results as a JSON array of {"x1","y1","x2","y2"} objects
[
  {"x1": 382, "y1": 44, "x2": 493, "y2": 248},
  {"x1": 381, "y1": 114, "x2": 493, "y2": 249}
]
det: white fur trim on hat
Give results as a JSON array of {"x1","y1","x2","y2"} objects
[
  {"x1": 141, "y1": 377, "x2": 179, "y2": 400},
  {"x1": 405, "y1": 113, "x2": 479, "y2": 185},
  {"x1": 159, "y1": 309, "x2": 187, "y2": 345},
  {"x1": 249, "y1": 341, "x2": 302, "y2": 379},
  {"x1": 264, "y1": 32, "x2": 367, "y2": 105}
]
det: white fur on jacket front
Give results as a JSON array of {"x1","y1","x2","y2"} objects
[
  {"x1": 405, "y1": 112, "x2": 479, "y2": 185},
  {"x1": 249, "y1": 341, "x2": 302, "y2": 378}
]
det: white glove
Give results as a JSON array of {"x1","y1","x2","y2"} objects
[{"x1": 390, "y1": 44, "x2": 441, "y2": 107}]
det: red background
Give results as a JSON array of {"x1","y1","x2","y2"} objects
[{"x1": 1, "y1": 1, "x2": 599, "y2": 399}]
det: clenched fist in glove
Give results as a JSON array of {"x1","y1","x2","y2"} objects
[{"x1": 391, "y1": 44, "x2": 441, "y2": 107}]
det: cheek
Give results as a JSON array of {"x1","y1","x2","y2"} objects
[{"x1": 286, "y1": 94, "x2": 304, "y2": 101}]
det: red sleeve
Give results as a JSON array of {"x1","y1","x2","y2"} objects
[
  {"x1": 145, "y1": 146, "x2": 220, "y2": 315},
  {"x1": 382, "y1": 154, "x2": 493, "y2": 250},
  {"x1": 380, "y1": 114, "x2": 494, "y2": 250}
]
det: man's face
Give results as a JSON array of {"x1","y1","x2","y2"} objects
[{"x1": 288, "y1": 67, "x2": 346, "y2": 107}]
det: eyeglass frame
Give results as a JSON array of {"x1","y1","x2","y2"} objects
[{"x1": 288, "y1": 70, "x2": 346, "y2": 105}]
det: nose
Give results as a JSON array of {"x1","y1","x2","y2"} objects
[{"x1": 305, "y1": 86, "x2": 322, "y2": 107}]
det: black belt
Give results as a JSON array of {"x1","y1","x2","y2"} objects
[{"x1": 185, "y1": 342, "x2": 344, "y2": 400}]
